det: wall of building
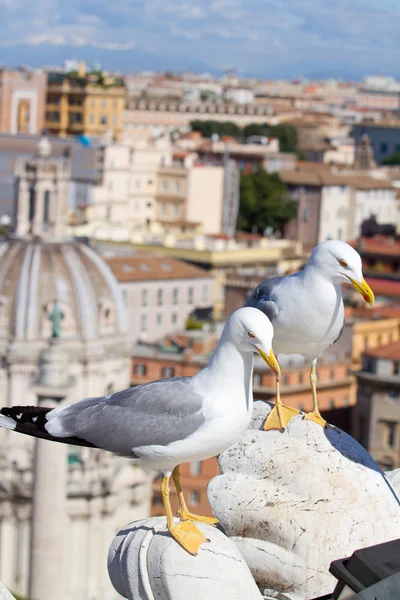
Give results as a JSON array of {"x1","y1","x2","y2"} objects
[
  {"x1": 0, "y1": 70, "x2": 46, "y2": 135},
  {"x1": 121, "y1": 276, "x2": 215, "y2": 345},
  {"x1": 352, "y1": 188, "x2": 399, "y2": 238},
  {"x1": 353, "y1": 124, "x2": 400, "y2": 164},
  {"x1": 186, "y1": 166, "x2": 225, "y2": 235},
  {"x1": 318, "y1": 185, "x2": 350, "y2": 242}
]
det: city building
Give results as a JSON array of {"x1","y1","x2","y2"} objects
[
  {"x1": 45, "y1": 64, "x2": 126, "y2": 139},
  {"x1": 352, "y1": 121, "x2": 400, "y2": 164},
  {"x1": 0, "y1": 138, "x2": 150, "y2": 599},
  {"x1": 0, "y1": 133, "x2": 99, "y2": 218},
  {"x1": 69, "y1": 135, "x2": 239, "y2": 241},
  {"x1": 354, "y1": 341, "x2": 400, "y2": 470},
  {"x1": 124, "y1": 98, "x2": 273, "y2": 137},
  {"x1": 282, "y1": 165, "x2": 398, "y2": 250},
  {"x1": 131, "y1": 236, "x2": 303, "y2": 319},
  {"x1": 0, "y1": 68, "x2": 46, "y2": 135},
  {"x1": 105, "y1": 254, "x2": 215, "y2": 345}
]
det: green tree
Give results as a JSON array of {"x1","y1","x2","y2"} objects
[
  {"x1": 237, "y1": 168, "x2": 297, "y2": 235},
  {"x1": 268, "y1": 123, "x2": 298, "y2": 153},
  {"x1": 242, "y1": 122, "x2": 270, "y2": 138},
  {"x1": 190, "y1": 120, "x2": 241, "y2": 139},
  {"x1": 383, "y1": 152, "x2": 400, "y2": 165}
]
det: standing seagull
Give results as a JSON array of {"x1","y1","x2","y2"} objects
[
  {"x1": 0, "y1": 307, "x2": 279, "y2": 556},
  {"x1": 246, "y1": 240, "x2": 374, "y2": 430}
]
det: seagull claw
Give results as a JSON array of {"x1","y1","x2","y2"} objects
[
  {"x1": 263, "y1": 403, "x2": 300, "y2": 431},
  {"x1": 168, "y1": 520, "x2": 208, "y2": 555},
  {"x1": 304, "y1": 411, "x2": 327, "y2": 428}
]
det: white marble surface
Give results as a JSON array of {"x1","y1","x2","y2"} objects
[
  {"x1": 208, "y1": 401, "x2": 400, "y2": 600},
  {"x1": 108, "y1": 517, "x2": 263, "y2": 600},
  {"x1": 0, "y1": 582, "x2": 15, "y2": 600}
]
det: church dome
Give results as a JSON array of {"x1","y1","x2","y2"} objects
[{"x1": 0, "y1": 238, "x2": 125, "y2": 342}]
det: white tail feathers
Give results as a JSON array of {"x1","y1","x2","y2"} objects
[{"x1": 0, "y1": 414, "x2": 16, "y2": 430}]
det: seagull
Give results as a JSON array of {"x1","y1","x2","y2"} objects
[
  {"x1": 245, "y1": 240, "x2": 374, "y2": 430},
  {"x1": 0, "y1": 307, "x2": 279, "y2": 556}
]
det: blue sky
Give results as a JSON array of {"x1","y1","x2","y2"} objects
[{"x1": 0, "y1": 0, "x2": 400, "y2": 79}]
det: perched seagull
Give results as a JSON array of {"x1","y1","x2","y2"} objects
[
  {"x1": 246, "y1": 240, "x2": 374, "y2": 430},
  {"x1": 0, "y1": 307, "x2": 279, "y2": 556}
]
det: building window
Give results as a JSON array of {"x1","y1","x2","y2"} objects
[
  {"x1": 160, "y1": 203, "x2": 166, "y2": 215},
  {"x1": 157, "y1": 289, "x2": 163, "y2": 306},
  {"x1": 329, "y1": 399, "x2": 335, "y2": 410},
  {"x1": 106, "y1": 206, "x2": 112, "y2": 221},
  {"x1": 157, "y1": 313, "x2": 162, "y2": 326},
  {"x1": 43, "y1": 190, "x2": 50, "y2": 230},
  {"x1": 112, "y1": 115, "x2": 117, "y2": 126},
  {"x1": 161, "y1": 180, "x2": 168, "y2": 192},
  {"x1": 100, "y1": 115, "x2": 107, "y2": 125},
  {"x1": 253, "y1": 372, "x2": 262, "y2": 387},
  {"x1": 141, "y1": 289, "x2": 148, "y2": 307},
  {"x1": 283, "y1": 375, "x2": 289, "y2": 385},
  {"x1": 343, "y1": 395, "x2": 350, "y2": 407},
  {"x1": 173, "y1": 204, "x2": 180, "y2": 217},
  {"x1": 173, "y1": 288, "x2": 179, "y2": 304},
  {"x1": 136, "y1": 180, "x2": 141, "y2": 189},
  {"x1": 190, "y1": 462, "x2": 201, "y2": 476},
  {"x1": 388, "y1": 389, "x2": 398, "y2": 404},
  {"x1": 202, "y1": 285, "x2": 208, "y2": 303},
  {"x1": 382, "y1": 420, "x2": 397, "y2": 448},
  {"x1": 161, "y1": 367, "x2": 175, "y2": 378},
  {"x1": 101, "y1": 99, "x2": 107, "y2": 108},
  {"x1": 188, "y1": 287, "x2": 194, "y2": 304},
  {"x1": 134, "y1": 363, "x2": 147, "y2": 376},
  {"x1": 380, "y1": 142, "x2": 388, "y2": 154},
  {"x1": 298, "y1": 372, "x2": 304, "y2": 384},
  {"x1": 189, "y1": 491, "x2": 200, "y2": 505},
  {"x1": 121, "y1": 289, "x2": 127, "y2": 306},
  {"x1": 29, "y1": 187, "x2": 36, "y2": 223},
  {"x1": 89, "y1": 113, "x2": 94, "y2": 124},
  {"x1": 140, "y1": 314, "x2": 148, "y2": 333},
  {"x1": 172, "y1": 312, "x2": 178, "y2": 325},
  {"x1": 330, "y1": 369, "x2": 335, "y2": 380}
]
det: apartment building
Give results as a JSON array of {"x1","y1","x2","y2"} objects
[
  {"x1": 282, "y1": 165, "x2": 398, "y2": 250},
  {"x1": 105, "y1": 255, "x2": 215, "y2": 346},
  {"x1": 45, "y1": 65, "x2": 126, "y2": 140}
]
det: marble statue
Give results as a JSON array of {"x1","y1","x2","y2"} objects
[
  {"x1": 108, "y1": 517, "x2": 263, "y2": 600},
  {"x1": 107, "y1": 402, "x2": 400, "y2": 599},
  {"x1": 208, "y1": 401, "x2": 400, "y2": 599}
]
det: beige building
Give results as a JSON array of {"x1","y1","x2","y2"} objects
[
  {"x1": 46, "y1": 64, "x2": 126, "y2": 140},
  {"x1": 124, "y1": 98, "x2": 273, "y2": 137},
  {"x1": 0, "y1": 68, "x2": 46, "y2": 135},
  {"x1": 70, "y1": 135, "x2": 239, "y2": 241}
]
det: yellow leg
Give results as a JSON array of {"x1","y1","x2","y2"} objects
[
  {"x1": 264, "y1": 377, "x2": 300, "y2": 430},
  {"x1": 172, "y1": 465, "x2": 218, "y2": 526},
  {"x1": 161, "y1": 474, "x2": 208, "y2": 555},
  {"x1": 304, "y1": 363, "x2": 327, "y2": 427}
]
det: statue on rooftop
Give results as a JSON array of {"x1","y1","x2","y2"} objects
[{"x1": 48, "y1": 299, "x2": 64, "y2": 338}]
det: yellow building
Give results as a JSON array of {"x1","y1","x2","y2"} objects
[{"x1": 45, "y1": 65, "x2": 126, "y2": 140}]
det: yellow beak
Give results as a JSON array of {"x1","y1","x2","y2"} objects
[
  {"x1": 348, "y1": 277, "x2": 375, "y2": 305},
  {"x1": 255, "y1": 347, "x2": 281, "y2": 377}
]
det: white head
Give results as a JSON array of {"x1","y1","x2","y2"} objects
[
  {"x1": 224, "y1": 307, "x2": 280, "y2": 376},
  {"x1": 307, "y1": 240, "x2": 374, "y2": 305}
]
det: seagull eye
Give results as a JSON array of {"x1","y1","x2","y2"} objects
[
  {"x1": 338, "y1": 259, "x2": 348, "y2": 268},
  {"x1": 248, "y1": 331, "x2": 256, "y2": 339}
]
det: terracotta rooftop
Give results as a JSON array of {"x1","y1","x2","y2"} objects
[
  {"x1": 106, "y1": 255, "x2": 210, "y2": 282},
  {"x1": 364, "y1": 340, "x2": 400, "y2": 361},
  {"x1": 280, "y1": 168, "x2": 394, "y2": 190}
]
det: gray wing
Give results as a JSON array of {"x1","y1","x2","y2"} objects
[
  {"x1": 244, "y1": 275, "x2": 285, "y2": 323},
  {"x1": 46, "y1": 377, "x2": 205, "y2": 457}
]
